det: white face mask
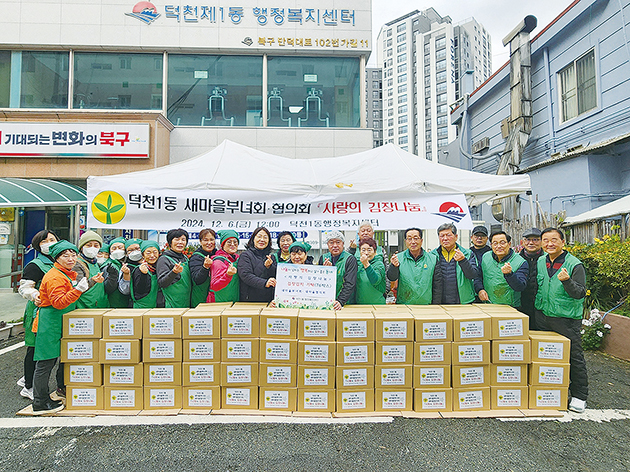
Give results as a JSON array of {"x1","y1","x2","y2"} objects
[
  {"x1": 128, "y1": 250, "x2": 142, "y2": 262},
  {"x1": 96, "y1": 257, "x2": 107, "y2": 265},
  {"x1": 110, "y1": 249, "x2": 126, "y2": 260},
  {"x1": 82, "y1": 246, "x2": 100, "y2": 259},
  {"x1": 40, "y1": 242, "x2": 53, "y2": 255}
]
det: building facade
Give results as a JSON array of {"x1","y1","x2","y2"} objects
[{"x1": 366, "y1": 67, "x2": 383, "y2": 147}]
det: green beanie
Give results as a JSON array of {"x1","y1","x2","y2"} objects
[
  {"x1": 50, "y1": 240, "x2": 79, "y2": 260},
  {"x1": 100, "y1": 243, "x2": 110, "y2": 254},
  {"x1": 218, "y1": 230, "x2": 239, "y2": 246},
  {"x1": 289, "y1": 241, "x2": 311, "y2": 253},
  {"x1": 125, "y1": 238, "x2": 143, "y2": 249},
  {"x1": 141, "y1": 240, "x2": 160, "y2": 254},
  {"x1": 108, "y1": 237, "x2": 126, "y2": 253}
]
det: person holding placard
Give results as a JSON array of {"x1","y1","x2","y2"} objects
[
  {"x1": 318, "y1": 231, "x2": 357, "y2": 310},
  {"x1": 289, "y1": 241, "x2": 314, "y2": 265}
]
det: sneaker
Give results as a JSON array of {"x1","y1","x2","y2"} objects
[
  {"x1": 32, "y1": 400, "x2": 64, "y2": 415},
  {"x1": 20, "y1": 387, "x2": 34, "y2": 400},
  {"x1": 56, "y1": 387, "x2": 66, "y2": 398},
  {"x1": 17, "y1": 376, "x2": 26, "y2": 388},
  {"x1": 569, "y1": 397, "x2": 587, "y2": 413}
]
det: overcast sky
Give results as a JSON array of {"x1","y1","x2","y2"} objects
[{"x1": 371, "y1": 0, "x2": 570, "y2": 71}]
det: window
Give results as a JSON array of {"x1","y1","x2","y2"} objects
[
  {"x1": 398, "y1": 125, "x2": 408, "y2": 134},
  {"x1": 436, "y1": 49, "x2": 447, "y2": 61},
  {"x1": 558, "y1": 49, "x2": 597, "y2": 122},
  {"x1": 372, "y1": 110, "x2": 381, "y2": 118},
  {"x1": 388, "y1": 88, "x2": 393, "y2": 97},
  {"x1": 436, "y1": 82, "x2": 447, "y2": 94},
  {"x1": 397, "y1": 53, "x2": 407, "y2": 63},
  {"x1": 397, "y1": 23, "x2": 406, "y2": 33},
  {"x1": 424, "y1": 75, "x2": 430, "y2": 86},
  {"x1": 437, "y1": 116, "x2": 448, "y2": 126},
  {"x1": 397, "y1": 73, "x2": 407, "y2": 84},
  {"x1": 388, "y1": 129, "x2": 394, "y2": 137},
  {"x1": 438, "y1": 138, "x2": 449, "y2": 147},
  {"x1": 398, "y1": 115, "x2": 408, "y2": 124},
  {"x1": 397, "y1": 43, "x2": 407, "y2": 53},
  {"x1": 424, "y1": 43, "x2": 431, "y2": 55},
  {"x1": 398, "y1": 84, "x2": 407, "y2": 94},
  {"x1": 387, "y1": 38, "x2": 392, "y2": 47},
  {"x1": 372, "y1": 100, "x2": 379, "y2": 108},
  {"x1": 436, "y1": 60, "x2": 446, "y2": 71},
  {"x1": 435, "y1": 37, "x2": 446, "y2": 49},
  {"x1": 0, "y1": 51, "x2": 11, "y2": 107},
  {"x1": 20, "y1": 51, "x2": 69, "y2": 108},
  {"x1": 437, "y1": 93, "x2": 447, "y2": 104},
  {"x1": 372, "y1": 90, "x2": 380, "y2": 99},
  {"x1": 387, "y1": 78, "x2": 393, "y2": 87},
  {"x1": 437, "y1": 127, "x2": 448, "y2": 137},
  {"x1": 398, "y1": 104, "x2": 408, "y2": 114},
  {"x1": 387, "y1": 29, "x2": 392, "y2": 37},
  {"x1": 437, "y1": 104, "x2": 448, "y2": 114},
  {"x1": 398, "y1": 94, "x2": 407, "y2": 104},
  {"x1": 399, "y1": 135, "x2": 408, "y2": 145},
  {"x1": 426, "y1": 141, "x2": 432, "y2": 151},
  {"x1": 436, "y1": 71, "x2": 446, "y2": 82},
  {"x1": 388, "y1": 108, "x2": 394, "y2": 117},
  {"x1": 372, "y1": 70, "x2": 380, "y2": 79},
  {"x1": 388, "y1": 118, "x2": 394, "y2": 127},
  {"x1": 397, "y1": 33, "x2": 406, "y2": 44},
  {"x1": 397, "y1": 64, "x2": 407, "y2": 74},
  {"x1": 387, "y1": 48, "x2": 393, "y2": 57},
  {"x1": 372, "y1": 80, "x2": 379, "y2": 88}
]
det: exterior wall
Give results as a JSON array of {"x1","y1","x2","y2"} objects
[{"x1": 366, "y1": 67, "x2": 383, "y2": 147}]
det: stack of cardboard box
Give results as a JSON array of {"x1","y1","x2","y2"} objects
[{"x1": 528, "y1": 331, "x2": 571, "y2": 409}]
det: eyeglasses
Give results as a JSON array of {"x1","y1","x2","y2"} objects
[
  {"x1": 491, "y1": 241, "x2": 509, "y2": 247},
  {"x1": 223, "y1": 240, "x2": 239, "y2": 246},
  {"x1": 406, "y1": 236, "x2": 421, "y2": 242},
  {"x1": 524, "y1": 238, "x2": 541, "y2": 242}
]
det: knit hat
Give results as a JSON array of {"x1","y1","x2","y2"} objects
[
  {"x1": 78, "y1": 230, "x2": 103, "y2": 249},
  {"x1": 289, "y1": 241, "x2": 311, "y2": 253},
  {"x1": 99, "y1": 243, "x2": 110, "y2": 254},
  {"x1": 107, "y1": 237, "x2": 126, "y2": 253},
  {"x1": 141, "y1": 240, "x2": 160, "y2": 254},
  {"x1": 50, "y1": 240, "x2": 79, "y2": 260},
  {"x1": 125, "y1": 238, "x2": 143, "y2": 249},
  {"x1": 325, "y1": 230, "x2": 344, "y2": 243},
  {"x1": 218, "y1": 230, "x2": 239, "y2": 246}
]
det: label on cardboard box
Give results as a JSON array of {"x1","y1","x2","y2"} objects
[
  {"x1": 264, "y1": 342, "x2": 291, "y2": 361},
  {"x1": 303, "y1": 320, "x2": 328, "y2": 337},
  {"x1": 148, "y1": 389, "x2": 175, "y2": 407},
  {"x1": 71, "y1": 388, "x2": 98, "y2": 407},
  {"x1": 458, "y1": 390, "x2": 484, "y2": 409},
  {"x1": 381, "y1": 368, "x2": 406, "y2": 386},
  {"x1": 68, "y1": 318, "x2": 95, "y2": 336},
  {"x1": 109, "y1": 389, "x2": 137, "y2": 408},
  {"x1": 382, "y1": 345, "x2": 407, "y2": 363},
  {"x1": 303, "y1": 391, "x2": 329, "y2": 409},
  {"x1": 266, "y1": 366, "x2": 292, "y2": 384},
  {"x1": 341, "y1": 368, "x2": 368, "y2": 387},
  {"x1": 341, "y1": 391, "x2": 367, "y2": 410},
  {"x1": 382, "y1": 391, "x2": 406, "y2": 409},
  {"x1": 149, "y1": 341, "x2": 176, "y2": 359},
  {"x1": 459, "y1": 366, "x2": 485, "y2": 385},
  {"x1": 538, "y1": 365, "x2": 566, "y2": 384},
  {"x1": 421, "y1": 390, "x2": 447, "y2": 409},
  {"x1": 189, "y1": 342, "x2": 215, "y2": 360},
  {"x1": 343, "y1": 345, "x2": 369, "y2": 363},
  {"x1": 108, "y1": 318, "x2": 135, "y2": 337},
  {"x1": 418, "y1": 344, "x2": 445, "y2": 363},
  {"x1": 303, "y1": 368, "x2": 329, "y2": 386},
  {"x1": 457, "y1": 344, "x2": 484, "y2": 363},
  {"x1": 496, "y1": 366, "x2": 522, "y2": 383},
  {"x1": 498, "y1": 319, "x2": 524, "y2": 338},
  {"x1": 422, "y1": 322, "x2": 447, "y2": 340},
  {"x1": 497, "y1": 343, "x2": 525, "y2": 362},
  {"x1": 188, "y1": 318, "x2": 214, "y2": 336},
  {"x1": 538, "y1": 342, "x2": 565, "y2": 360},
  {"x1": 148, "y1": 364, "x2": 175, "y2": 383},
  {"x1": 189, "y1": 365, "x2": 215, "y2": 383},
  {"x1": 304, "y1": 344, "x2": 329, "y2": 363},
  {"x1": 264, "y1": 390, "x2": 289, "y2": 409},
  {"x1": 266, "y1": 318, "x2": 291, "y2": 336},
  {"x1": 342, "y1": 321, "x2": 367, "y2": 338},
  {"x1": 226, "y1": 365, "x2": 252, "y2": 383},
  {"x1": 534, "y1": 389, "x2": 562, "y2": 407},
  {"x1": 419, "y1": 367, "x2": 445, "y2": 386},
  {"x1": 188, "y1": 389, "x2": 213, "y2": 407},
  {"x1": 496, "y1": 389, "x2": 522, "y2": 407},
  {"x1": 68, "y1": 365, "x2": 95, "y2": 383},
  {"x1": 225, "y1": 388, "x2": 250, "y2": 406},
  {"x1": 383, "y1": 321, "x2": 407, "y2": 339},
  {"x1": 67, "y1": 342, "x2": 94, "y2": 360},
  {"x1": 226, "y1": 317, "x2": 252, "y2": 335},
  {"x1": 149, "y1": 317, "x2": 174, "y2": 336},
  {"x1": 459, "y1": 321, "x2": 484, "y2": 339},
  {"x1": 109, "y1": 366, "x2": 136, "y2": 384},
  {"x1": 104, "y1": 342, "x2": 131, "y2": 361},
  {"x1": 226, "y1": 341, "x2": 252, "y2": 359}
]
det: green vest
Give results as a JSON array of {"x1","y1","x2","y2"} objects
[
  {"x1": 103, "y1": 258, "x2": 131, "y2": 308},
  {"x1": 535, "y1": 252, "x2": 585, "y2": 319},
  {"x1": 210, "y1": 256, "x2": 240, "y2": 303},
  {"x1": 353, "y1": 245, "x2": 386, "y2": 265},
  {"x1": 480, "y1": 250, "x2": 526, "y2": 307},
  {"x1": 396, "y1": 249, "x2": 438, "y2": 305},
  {"x1": 161, "y1": 255, "x2": 192, "y2": 308},
  {"x1": 131, "y1": 270, "x2": 159, "y2": 309},
  {"x1": 431, "y1": 244, "x2": 476, "y2": 304},
  {"x1": 23, "y1": 256, "x2": 55, "y2": 347},
  {"x1": 75, "y1": 258, "x2": 109, "y2": 309},
  {"x1": 323, "y1": 250, "x2": 355, "y2": 304},
  {"x1": 273, "y1": 252, "x2": 291, "y2": 264},
  {"x1": 356, "y1": 257, "x2": 386, "y2": 305},
  {"x1": 190, "y1": 252, "x2": 211, "y2": 308}
]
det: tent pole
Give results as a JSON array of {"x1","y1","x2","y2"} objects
[{"x1": 528, "y1": 191, "x2": 535, "y2": 227}]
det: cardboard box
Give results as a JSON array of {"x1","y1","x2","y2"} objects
[
  {"x1": 528, "y1": 386, "x2": 569, "y2": 410},
  {"x1": 103, "y1": 364, "x2": 144, "y2": 386},
  {"x1": 375, "y1": 312, "x2": 414, "y2": 342},
  {"x1": 337, "y1": 366, "x2": 375, "y2": 388},
  {"x1": 452, "y1": 365, "x2": 490, "y2": 388},
  {"x1": 491, "y1": 386, "x2": 528, "y2": 409},
  {"x1": 99, "y1": 339, "x2": 141, "y2": 364},
  {"x1": 414, "y1": 342, "x2": 452, "y2": 365},
  {"x1": 414, "y1": 387, "x2": 453, "y2": 412},
  {"x1": 144, "y1": 387, "x2": 183, "y2": 410},
  {"x1": 490, "y1": 312, "x2": 530, "y2": 340},
  {"x1": 192, "y1": 302, "x2": 233, "y2": 311},
  {"x1": 221, "y1": 386, "x2": 258, "y2": 409},
  {"x1": 475, "y1": 303, "x2": 520, "y2": 313},
  {"x1": 64, "y1": 363, "x2": 103, "y2": 386},
  {"x1": 63, "y1": 310, "x2": 107, "y2": 338},
  {"x1": 144, "y1": 362, "x2": 182, "y2": 386},
  {"x1": 530, "y1": 331, "x2": 571, "y2": 364},
  {"x1": 183, "y1": 386, "x2": 220, "y2": 409},
  {"x1": 182, "y1": 312, "x2": 220, "y2": 339},
  {"x1": 412, "y1": 312, "x2": 453, "y2": 342},
  {"x1": 259, "y1": 338, "x2": 298, "y2": 364},
  {"x1": 230, "y1": 303, "x2": 266, "y2": 310},
  {"x1": 260, "y1": 308, "x2": 298, "y2": 338},
  {"x1": 182, "y1": 362, "x2": 220, "y2": 386},
  {"x1": 375, "y1": 388, "x2": 412, "y2": 411},
  {"x1": 452, "y1": 387, "x2": 490, "y2": 411},
  {"x1": 259, "y1": 387, "x2": 297, "y2": 411},
  {"x1": 376, "y1": 342, "x2": 413, "y2": 365},
  {"x1": 298, "y1": 340, "x2": 336, "y2": 365},
  {"x1": 220, "y1": 312, "x2": 260, "y2": 338},
  {"x1": 376, "y1": 365, "x2": 413, "y2": 388},
  {"x1": 298, "y1": 309, "x2": 336, "y2": 341},
  {"x1": 220, "y1": 339, "x2": 259, "y2": 362},
  {"x1": 336, "y1": 388, "x2": 375, "y2": 413},
  {"x1": 491, "y1": 340, "x2": 531, "y2": 364},
  {"x1": 142, "y1": 309, "x2": 184, "y2": 339},
  {"x1": 412, "y1": 365, "x2": 450, "y2": 388},
  {"x1": 260, "y1": 363, "x2": 297, "y2": 387},
  {"x1": 61, "y1": 339, "x2": 99, "y2": 363},
  {"x1": 143, "y1": 339, "x2": 182, "y2": 363},
  {"x1": 529, "y1": 362, "x2": 571, "y2": 386},
  {"x1": 452, "y1": 341, "x2": 491, "y2": 365},
  {"x1": 102, "y1": 310, "x2": 145, "y2": 339},
  {"x1": 336, "y1": 311, "x2": 375, "y2": 341},
  {"x1": 221, "y1": 362, "x2": 259, "y2": 386},
  {"x1": 490, "y1": 364, "x2": 528, "y2": 386},
  {"x1": 442, "y1": 305, "x2": 484, "y2": 314},
  {"x1": 297, "y1": 388, "x2": 335, "y2": 412},
  {"x1": 451, "y1": 313, "x2": 491, "y2": 341},
  {"x1": 184, "y1": 339, "x2": 221, "y2": 362},
  {"x1": 66, "y1": 386, "x2": 104, "y2": 410},
  {"x1": 104, "y1": 387, "x2": 143, "y2": 410},
  {"x1": 336, "y1": 342, "x2": 375, "y2": 366},
  {"x1": 298, "y1": 365, "x2": 335, "y2": 388}
]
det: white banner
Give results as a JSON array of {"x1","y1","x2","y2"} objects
[
  {"x1": 87, "y1": 183, "x2": 474, "y2": 231},
  {"x1": 273, "y1": 264, "x2": 337, "y2": 309},
  {"x1": 0, "y1": 123, "x2": 150, "y2": 158}
]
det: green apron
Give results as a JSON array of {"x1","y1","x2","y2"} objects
[
  {"x1": 481, "y1": 250, "x2": 526, "y2": 306},
  {"x1": 23, "y1": 256, "x2": 54, "y2": 347},
  {"x1": 75, "y1": 258, "x2": 109, "y2": 309},
  {"x1": 103, "y1": 258, "x2": 131, "y2": 308},
  {"x1": 33, "y1": 268, "x2": 76, "y2": 361},
  {"x1": 210, "y1": 256, "x2": 239, "y2": 303},
  {"x1": 162, "y1": 255, "x2": 192, "y2": 308},
  {"x1": 190, "y1": 252, "x2": 211, "y2": 308},
  {"x1": 356, "y1": 258, "x2": 386, "y2": 305},
  {"x1": 131, "y1": 269, "x2": 159, "y2": 309},
  {"x1": 396, "y1": 249, "x2": 438, "y2": 305}
]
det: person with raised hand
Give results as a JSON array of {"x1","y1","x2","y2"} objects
[
  {"x1": 189, "y1": 228, "x2": 217, "y2": 308},
  {"x1": 356, "y1": 238, "x2": 386, "y2": 305},
  {"x1": 208, "y1": 230, "x2": 240, "y2": 303},
  {"x1": 73, "y1": 230, "x2": 108, "y2": 309},
  {"x1": 157, "y1": 228, "x2": 192, "y2": 308},
  {"x1": 318, "y1": 231, "x2": 357, "y2": 310},
  {"x1": 238, "y1": 227, "x2": 277, "y2": 303},
  {"x1": 131, "y1": 240, "x2": 163, "y2": 308}
]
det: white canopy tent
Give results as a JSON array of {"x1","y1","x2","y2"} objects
[{"x1": 563, "y1": 195, "x2": 630, "y2": 225}]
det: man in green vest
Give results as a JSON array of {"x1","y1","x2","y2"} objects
[
  {"x1": 474, "y1": 231, "x2": 528, "y2": 306},
  {"x1": 387, "y1": 228, "x2": 440, "y2": 305},
  {"x1": 318, "y1": 231, "x2": 357, "y2": 310},
  {"x1": 535, "y1": 227, "x2": 588, "y2": 413}
]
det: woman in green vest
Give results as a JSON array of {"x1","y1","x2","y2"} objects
[
  {"x1": 356, "y1": 238, "x2": 386, "y2": 305},
  {"x1": 131, "y1": 240, "x2": 163, "y2": 308},
  {"x1": 273, "y1": 231, "x2": 296, "y2": 264},
  {"x1": 157, "y1": 228, "x2": 192, "y2": 308},
  {"x1": 189, "y1": 228, "x2": 217, "y2": 307},
  {"x1": 74, "y1": 230, "x2": 109, "y2": 309},
  {"x1": 102, "y1": 237, "x2": 131, "y2": 308},
  {"x1": 17, "y1": 230, "x2": 59, "y2": 400},
  {"x1": 207, "y1": 230, "x2": 239, "y2": 303}
]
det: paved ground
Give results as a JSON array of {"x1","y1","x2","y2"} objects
[{"x1": 0, "y1": 291, "x2": 27, "y2": 324}]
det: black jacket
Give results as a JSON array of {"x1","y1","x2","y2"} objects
[
  {"x1": 189, "y1": 248, "x2": 216, "y2": 285},
  {"x1": 238, "y1": 247, "x2": 278, "y2": 302}
]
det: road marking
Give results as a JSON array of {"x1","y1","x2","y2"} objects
[
  {"x1": 0, "y1": 341, "x2": 25, "y2": 356},
  {"x1": 499, "y1": 409, "x2": 630, "y2": 423}
]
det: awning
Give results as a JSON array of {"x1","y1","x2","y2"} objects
[
  {"x1": 563, "y1": 194, "x2": 630, "y2": 226},
  {"x1": 0, "y1": 178, "x2": 87, "y2": 208}
]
